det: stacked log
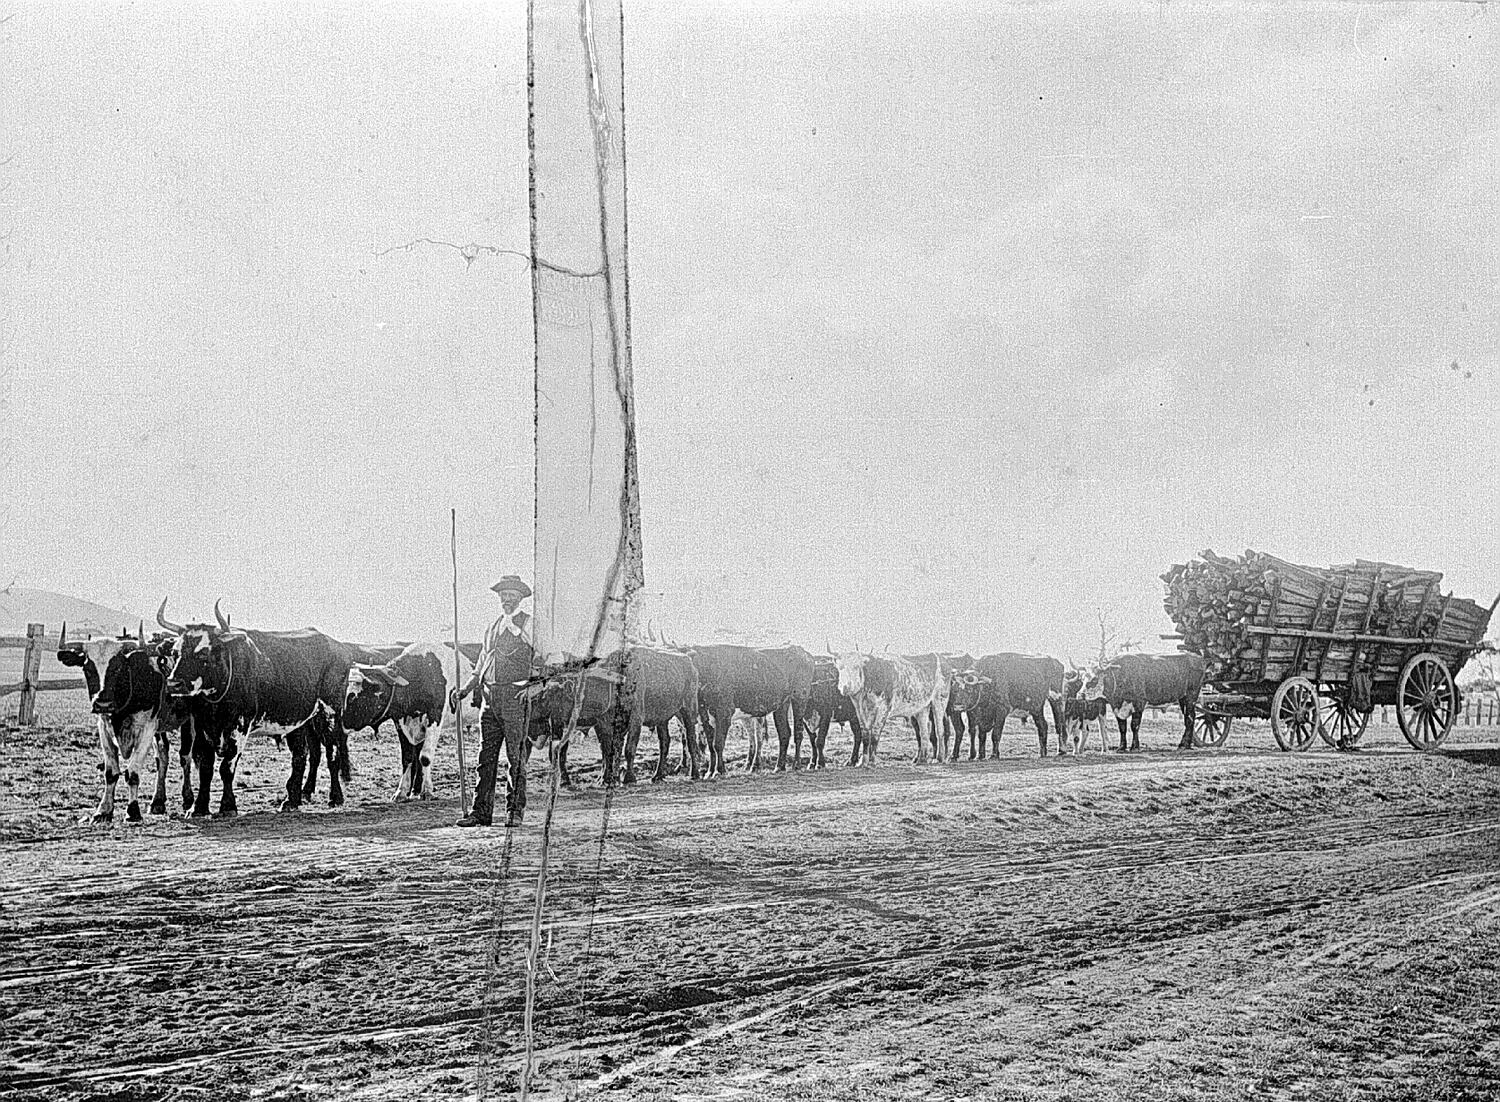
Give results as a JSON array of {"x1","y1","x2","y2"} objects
[{"x1": 1162, "y1": 550, "x2": 1493, "y2": 684}]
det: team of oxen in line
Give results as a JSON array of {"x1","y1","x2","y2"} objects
[{"x1": 59, "y1": 602, "x2": 1205, "y2": 822}]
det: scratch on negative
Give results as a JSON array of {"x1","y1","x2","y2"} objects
[{"x1": 586, "y1": 313, "x2": 598, "y2": 510}]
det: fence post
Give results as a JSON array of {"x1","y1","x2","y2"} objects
[{"x1": 17, "y1": 623, "x2": 45, "y2": 727}]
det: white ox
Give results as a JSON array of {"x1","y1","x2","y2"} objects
[{"x1": 834, "y1": 652, "x2": 950, "y2": 766}]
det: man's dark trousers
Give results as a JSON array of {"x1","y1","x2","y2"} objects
[{"x1": 473, "y1": 662, "x2": 532, "y2": 824}]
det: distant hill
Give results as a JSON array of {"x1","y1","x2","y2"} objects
[{"x1": 0, "y1": 587, "x2": 146, "y2": 637}]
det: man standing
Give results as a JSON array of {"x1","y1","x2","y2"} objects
[{"x1": 454, "y1": 575, "x2": 535, "y2": 828}]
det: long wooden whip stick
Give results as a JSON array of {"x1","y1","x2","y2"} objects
[{"x1": 451, "y1": 508, "x2": 471, "y2": 816}]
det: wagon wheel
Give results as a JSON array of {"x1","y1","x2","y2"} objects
[
  {"x1": 1191, "y1": 709, "x2": 1233, "y2": 748},
  {"x1": 1396, "y1": 652, "x2": 1457, "y2": 752},
  {"x1": 1270, "y1": 677, "x2": 1323, "y2": 752},
  {"x1": 1318, "y1": 693, "x2": 1372, "y2": 749}
]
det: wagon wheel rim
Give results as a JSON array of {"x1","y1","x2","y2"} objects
[
  {"x1": 1271, "y1": 677, "x2": 1323, "y2": 752},
  {"x1": 1192, "y1": 710, "x2": 1232, "y2": 748},
  {"x1": 1397, "y1": 653, "x2": 1456, "y2": 751},
  {"x1": 1318, "y1": 693, "x2": 1372, "y2": 749}
]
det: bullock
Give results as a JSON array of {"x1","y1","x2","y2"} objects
[
  {"x1": 87, "y1": 642, "x2": 194, "y2": 821},
  {"x1": 689, "y1": 645, "x2": 813, "y2": 777},
  {"x1": 157, "y1": 600, "x2": 364, "y2": 815},
  {"x1": 834, "y1": 651, "x2": 946, "y2": 766},
  {"x1": 800, "y1": 654, "x2": 865, "y2": 769},
  {"x1": 524, "y1": 645, "x2": 700, "y2": 787},
  {"x1": 966, "y1": 653, "x2": 1068, "y2": 758},
  {"x1": 343, "y1": 642, "x2": 473, "y2": 801},
  {"x1": 939, "y1": 653, "x2": 980, "y2": 762},
  {"x1": 1081, "y1": 652, "x2": 1204, "y2": 752},
  {"x1": 1061, "y1": 667, "x2": 1111, "y2": 754}
]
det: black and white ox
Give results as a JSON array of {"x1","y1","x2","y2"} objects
[
  {"x1": 158, "y1": 600, "x2": 364, "y2": 815},
  {"x1": 966, "y1": 653, "x2": 1068, "y2": 758},
  {"x1": 689, "y1": 644, "x2": 814, "y2": 777},
  {"x1": 834, "y1": 652, "x2": 948, "y2": 766},
  {"x1": 71, "y1": 639, "x2": 192, "y2": 821},
  {"x1": 1061, "y1": 666, "x2": 1111, "y2": 754},
  {"x1": 343, "y1": 643, "x2": 473, "y2": 800},
  {"x1": 1080, "y1": 652, "x2": 1204, "y2": 752},
  {"x1": 800, "y1": 653, "x2": 866, "y2": 770}
]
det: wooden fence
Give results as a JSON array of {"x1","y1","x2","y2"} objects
[{"x1": 0, "y1": 624, "x2": 87, "y2": 726}]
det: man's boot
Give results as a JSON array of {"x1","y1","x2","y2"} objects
[{"x1": 457, "y1": 782, "x2": 495, "y2": 828}]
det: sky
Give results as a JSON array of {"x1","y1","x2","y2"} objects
[{"x1": 1, "y1": 0, "x2": 1495, "y2": 663}]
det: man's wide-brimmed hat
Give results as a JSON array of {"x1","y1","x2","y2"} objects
[{"x1": 490, "y1": 575, "x2": 532, "y2": 598}]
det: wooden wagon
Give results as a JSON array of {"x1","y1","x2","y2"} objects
[{"x1": 1161, "y1": 553, "x2": 1497, "y2": 752}]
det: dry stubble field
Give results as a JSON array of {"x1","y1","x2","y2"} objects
[{"x1": 4, "y1": 693, "x2": 1500, "y2": 1102}]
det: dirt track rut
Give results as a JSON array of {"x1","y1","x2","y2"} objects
[{"x1": 4, "y1": 720, "x2": 1500, "y2": 1101}]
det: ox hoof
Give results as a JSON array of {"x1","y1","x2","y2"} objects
[
  {"x1": 150, "y1": 797, "x2": 167, "y2": 816},
  {"x1": 215, "y1": 803, "x2": 238, "y2": 819},
  {"x1": 301, "y1": 785, "x2": 317, "y2": 800},
  {"x1": 419, "y1": 791, "x2": 434, "y2": 801},
  {"x1": 126, "y1": 801, "x2": 143, "y2": 822},
  {"x1": 190, "y1": 807, "x2": 212, "y2": 819},
  {"x1": 90, "y1": 811, "x2": 112, "y2": 825},
  {"x1": 651, "y1": 773, "x2": 666, "y2": 785},
  {"x1": 278, "y1": 799, "x2": 301, "y2": 814}
]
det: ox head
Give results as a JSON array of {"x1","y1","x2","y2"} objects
[
  {"x1": 833, "y1": 653, "x2": 868, "y2": 698},
  {"x1": 91, "y1": 644, "x2": 161, "y2": 716},
  {"x1": 1078, "y1": 661, "x2": 1110, "y2": 702},
  {"x1": 158, "y1": 598, "x2": 244, "y2": 698},
  {"x1": 343, "y1": 664, "x2": 407, "y2": 731},
  {"x1": 947, "y1": 668, "x2": 991, "y2": 711}
]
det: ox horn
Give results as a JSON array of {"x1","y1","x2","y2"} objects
[
  {"x1": 138, "y1": 620, "x2": 145, "y2": 642},
  {"x1": 58, "y1": 621, "x2": 67, "y2": 648},
  {"x1": 214, "y1": 599, "x2": 231, "y2": 630},
  {"x1": 156, "y1": 599, "x2": 185, "y2": 634}
]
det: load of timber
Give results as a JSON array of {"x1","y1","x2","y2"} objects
[{"x1": 1160, "y1": 550, "x2": 1492, "y2": 685}]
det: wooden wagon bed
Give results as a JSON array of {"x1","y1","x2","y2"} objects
[{"x1": 1161, "y1": 551, "x2": 1496, "y2": 752}]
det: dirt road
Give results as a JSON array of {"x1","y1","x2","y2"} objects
[{"x1": 4, "y1": 711, "x2": 1499, "y2": 1101}]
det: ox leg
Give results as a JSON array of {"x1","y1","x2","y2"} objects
[
  {"x1": 326, "y1": 713, "x2": 346, "y2": 807},
  {"x1": 217, "y1": 730, "x2": 240, "y2": 817},
  {"x1": 709, "y1": 707, "x2": 733, "y2": 779},
  {"x1": 419, "y1": 719, "x2": 440, "y2": 798},
  {"x1": 1178, "y1": 700, "x2": 1196, "y2": 750},
  {"x1": 651, "y1": 722, "x2": 672, "y2": 783},
  {"x1": 679, "y1": 711, "x2": 703, "y2": 780},
  {"x1": 848, "y1": 713, "x2": 864, "y2": 767},
  {"x1": 179, "y1": 720, "x2": 195, "y2": 812},
  {"x1": 1130, "y1": 710, "x2": 1143, "y2": 753},
  {"x1": 622, "y1": 713, "x2": 642, "y2": 786},
  {"x1": 558, "y1": 732, "x2": 573, "y2": 787},
  {"x1": 191, "y1": 727, "x2": 216, "y2": 818},
  {"x1": 302, "y1": 721, "x2": 321, "y2": 801},
  {"x1": 123, "y1": 718, "x2": 158, "y2": 822},
  {"x1": 94, "y1": 719, "x2": 121, "y2": 824},
  {"x1": 813, "y1": 711, "x2": 831, "y2": 771},
  {"x1": 989, "y1": 715, "x2": 1008, "y2": 759},
  {"x1": 1116, "y1": 713, "x2": 1130, "y2": 752},
  {"x1": 150, "y1": 725, "x2": 170, "y2": 816},
  {"x1": 281, "y1": 727, "x2": 309, "y2": 812},
  {"x1": 1033, "y1": 709, "x2": 1049, "y2": 757},
  {"x1": 396, "y1": 724, "x2": 416, "y2": 801},
  {"x1": 773, "y1": 705, "x2": 794, "y2": 773}
]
